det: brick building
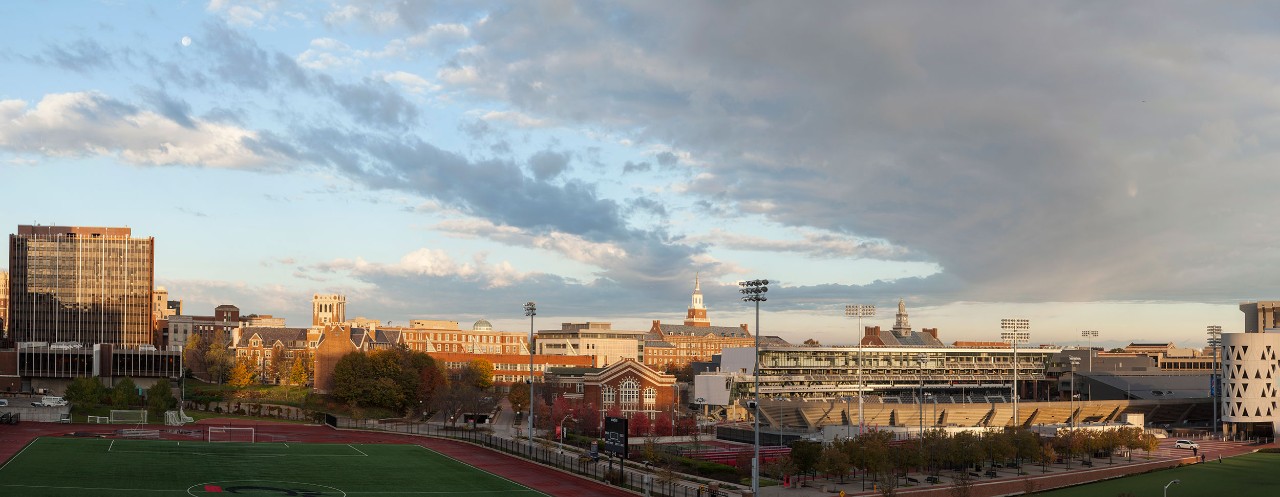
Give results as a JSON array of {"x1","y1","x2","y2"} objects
[
  {"x1": 232, "y1": 327, "x2": 310, "y2": 384},
  {"x1": 311, "y1": 323, "x2": 402, "y2": 393},
  {"x1": 643, "y1": 276, "x2": 757, "y2": 371},
  {"x1": 548, "y1": 359, "x2": 677, "y2": 421}
]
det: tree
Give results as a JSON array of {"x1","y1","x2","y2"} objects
[
  {"x1": 790, "y1": 440, "x2": 823, "y2": 481},
  {"x1": 803, "y1": 338, "x2": 821, "y2": 346},
  {"x1": 287, "y1": 350, "x2": 311, "y2": 386},
  {"x1": 228, "y1": 355, "x2": 258, "y2": 387},
  {"x1": 1039, "y1": 443, "x2": 1056, "y2": 473},
  {"x1": 653, "y1": 411, "x2": 673, "y2": 436},
  {"x1": 64, "y1": 377, "x2": 106, "y2": 413},
  {"x1": 628, "y1": 411, "x2": 652, "y2": 436},
  {"x1": 205, "y1": 330, "x2": 233, "y2": 384},
  {"x1": 111, "y1": 377, "x2": 141, "y2": 408},
  {"x1": 183, "y1": 333, "x2": 206, "y2": 379},
  {"x1": 463, "y1": 359, "x2": 494, "y2": 390},
  {"x1": 1140, "y1": 433, "x2": 1160, "y2": 459},
  {"x1": 507, "y1": 381, "x2": 530, "y2": 416},
  {"x1": 266, "y1": 344, "x2": 286, "y2": 384},
  {"x1": 818, "y1": 445, "x2": 852, "y2": 483},
  {"x1": 146, "y1": 378, "x2": 176, "y2": 418},
  {"x1": 948, "y1": 472, "x2": 974, "y2": 497},
  {"x1": 417, "y1": 359, "x2": 447, "y2": 415}
]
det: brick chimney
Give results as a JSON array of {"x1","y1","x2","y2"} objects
[{"x1": 924, "y1": 328, "x2": 938, "y2": 339}]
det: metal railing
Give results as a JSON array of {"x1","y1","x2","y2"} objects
[{"x1": 329, "y1": 417, "x2": 739, "y2": 497}]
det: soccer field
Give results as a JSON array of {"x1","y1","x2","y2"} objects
[
  {"x1": 0, "y1": 437, "x2": 549, "y2": 496},
  {"x1": 1038, "y1": 451, "x2": 1280, "y2": 497}
]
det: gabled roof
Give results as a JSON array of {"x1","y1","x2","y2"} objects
[
  {"x1": 864, "y1": 329, "x2": 944, "y2": 347},
  {"x1": 585, "y1": 358, "x2": 675, "y2": 385},
  {"x1": 235, "y1": 327, "x2": 308, "y2": 348}
]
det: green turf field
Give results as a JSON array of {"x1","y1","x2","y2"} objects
[
  {"x1": 1037, "y1": 452, "x2": 1280, "y2": 497},
  {"x1": 0, "y1": 437, "x2": 549, "y2": 496}
]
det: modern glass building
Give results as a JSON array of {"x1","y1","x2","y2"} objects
[{"x1": 8, "y1": 225, "x2": 154, "y2": 348}]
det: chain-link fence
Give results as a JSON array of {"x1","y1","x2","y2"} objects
[{"x1": 330, "y1": 417, "x2": 742, "y2": 497}]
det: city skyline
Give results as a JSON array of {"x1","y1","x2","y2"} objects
[{"x1": 0, "y1": 3, "x2": 1268, "y2": 347}]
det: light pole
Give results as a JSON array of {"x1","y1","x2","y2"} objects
[
  {"x1": 1068, "y1": 356, "x2": 1081, "y2": 428},
  {"x1": 1081, "y1": 330, "x2": 1098, "y2": 401},
  {"x1": 1001, "y1": 319, "x2": 1030, "y2": 427},
  {"x1": 740, "y1": 278, "x2": 769, "y2": 497},
  {"x1": 1207, "y1": 325, "x2": 1222, "y2": 437},
  {"x1": 1164, "y1": 479, "x2": 1181, "y2": 497},
  {"x1": 524, "y1": 301, "x2": 537, "y2": 454},
  {"x1": 916, "y1": 353, "x2": 927, "y2": 440},
  {"x1": 559, "y1": 414, "x2": 575, "y2": 451},
  {"x1": 845, "y1": 304, "x2": 875, "y2": 436}
]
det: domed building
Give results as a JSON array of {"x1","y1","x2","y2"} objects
[{"x1": 472, "y1": 319, "x2": 493, "y2": 331}]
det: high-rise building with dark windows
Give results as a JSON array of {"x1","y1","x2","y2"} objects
[{"x1": 8, "y1": 225, "x2": 154, "y2": 347}]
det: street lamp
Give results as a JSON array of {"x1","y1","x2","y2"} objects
[
  {"x1": 524, "y1": 301, "x2": 537, "y2": 454},
  {"x1": 1001, "y1": 319, "x2": 1031, "y2": 427},
  {"x1": 916, "y1": 353, "x2": 927, "y2": 440},
  {"x1": 559, "y1": 414, "x2": 575, "y2": 452},
  {"x1": 845, "y1": 304, "x2": 875, "y2": 436},
  {"x1": 740, "y1": 278, "x2": 769, "y2": 497},
  {"x1": 1164, "y1": 479, "x2": 1181, "y2": 497},
  {"x1": 1207, "y1": 325, "x2": 1222, "y2": 437},
  {"x1": 1068, "y1": 356, "x2": 1081, "y2": 428}
]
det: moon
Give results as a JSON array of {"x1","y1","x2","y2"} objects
[{"x1": 180, "y1": 36, "x2": 192, "y2": 47}]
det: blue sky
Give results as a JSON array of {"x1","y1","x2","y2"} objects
[{"x1": 0, "y1": 1, "x2": 1264, "y2": 348}]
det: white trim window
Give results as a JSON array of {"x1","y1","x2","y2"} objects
[
  {"x1": 620, "y1": 380, "x2": 639, "y2": 405},
  {"x1": 603, "y1": 385, "x2": 616, "y2": 405},
  {"x1": 643, "y1": 387, "x2": 656, "y2": 405}
]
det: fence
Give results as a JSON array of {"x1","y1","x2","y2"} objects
[{"x1": 329, "y1": 417, "x2": 742, "y2": 497}]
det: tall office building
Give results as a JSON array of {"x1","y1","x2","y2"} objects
[
  {"x1": 8, "y1": 225, "x2": 154, "y2": 346},
  {"x1": 0, "y1": 270, "x2": 9, "y2": 337}
]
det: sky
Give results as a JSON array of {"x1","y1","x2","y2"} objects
[{"x1": 0, "y1": 1, "x2": 1268, "y2": 349}]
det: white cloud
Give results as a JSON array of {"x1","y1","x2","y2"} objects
[
  {"x1": 0, "y1": 92, "x2": 280, "y2": 169},
  {"x1": 473, "y1": 109, "x2": 552, "y2": 128},
  {"x1": 434, "y1": 218, "x2": 628, "y2": 268},
  {"x1": 316, "y1": 248, "x2": 530, "y2": 289},
  {"x1": 379, "y1": 71, "x2": 438, "y2": 94}
]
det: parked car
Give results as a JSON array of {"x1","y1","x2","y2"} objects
[
  {"x1": 31, "y1": 396, "x2": 67, "y2": 407},
  {"x1": 1174, "y1": 440, "x2": 1199, "y2": 450},
  {"x1": 0, "y1": 399, "x2": 8, "y2": 407}
]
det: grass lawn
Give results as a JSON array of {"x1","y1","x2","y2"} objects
[
  {"x1": 0, "y1": 437, "x2": 547, "y2": 497},
  {"x1": 1038, "y1": 452, "x2": 1280, "y2": 497}
]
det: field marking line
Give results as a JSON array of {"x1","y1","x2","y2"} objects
[
  {"x1": 109, "y1": 440, "x2": 115, "y2": 452},
  {"x1": 0, "y1": 438, "x2": 42, "y2": 474},
  {"x1": 0, "y1": 483, "x2": 175, "y2": 493},
  {"x1": 351, "y1": 491, "x2": 542, "y2": 494},
  {"x1": 348, "y1": 444, "x2": 369, "y2": 456}
]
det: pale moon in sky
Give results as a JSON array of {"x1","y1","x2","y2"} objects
[{"x1": 181, "y1": 36, "x2": 192, "y2": 47}]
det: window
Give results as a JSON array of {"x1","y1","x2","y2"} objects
[
  {"x1": 620, "y1": 380, "x2": 639, "y2": 405},
  {"x1": 603, "y1": 385, "x2": 615, "y2": 405},
  {"x1": 643, "y1": 387, "x2": 656, "y2": 405}
]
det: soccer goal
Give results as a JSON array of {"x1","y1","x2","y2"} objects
[
  {"x1": 109, "y1": 410, "x2": 147, "y2": 425},
  {"x1": 208, "y1": 426, "x2": 255, "y2": 443}
]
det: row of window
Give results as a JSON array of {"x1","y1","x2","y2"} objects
[{"x1": 600, "y1": 381, "x2": 658, "y2": 405}]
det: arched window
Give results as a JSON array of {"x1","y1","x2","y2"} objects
[
  {"x1": 620, "y1": 380, "x2": 639, "y2": 405},
  {"x1": 603, "y1": 385, "x2": 616, "y2": 405},
  {"x1": 643, "y1": 387, "x2": 656, "y2": 405}
]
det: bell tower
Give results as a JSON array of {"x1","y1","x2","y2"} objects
[
  {"x1": 312, "y1": 294, "x2": 347, "y2": 326},
  {"x1": 684, "y1": 274, "x2": 710, "y2": 327}
]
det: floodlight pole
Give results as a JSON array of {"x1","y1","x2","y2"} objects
[
  {"x1": 1069, "y1": 356, "x2": 1081, "y2": 428},
  {"x1": 1207, "y1": 325, "x2": 1222, "y2": 437},
  {"x1": 1164, "y1": 479, "x2": 1181, "y2": 497},
  {"x1": 846, "y1": 304, "x2": 875, "y2": 436},
  {"x1": 916, "y1": 354, "x2": 926, "y2": 441},
  {"x1": 1001, "y1": 319, "x2": 1030, "y2": 428},
  {"x1": 741, "y1": 278, "x2": 769, "y2": 497},
  {"x1": 525, "y1": 301, "x2": 537, "y2": 455},
  {"x1": 1082, "y1": 330, "x2": 1099, "y2": 401}
]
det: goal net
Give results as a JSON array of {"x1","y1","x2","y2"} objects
[
  {"x1": 208, "y1": 426, "x2": 255, "y2": 443},
  {"x1": 109, "y1": 410, "x2": 148, "y2": 425}
]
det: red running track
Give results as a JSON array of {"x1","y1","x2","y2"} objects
[{"x1": 0, "y1": 419, "x2": 638, "y2": 497}]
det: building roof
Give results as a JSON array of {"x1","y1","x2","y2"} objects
[
  {"x1": 645, "y1": 340, "x2": 676, "y2": 348},
  {"x1": 864, "y1": 329, "x2": 944, "y2": 347},
  {"x1": 236, "y1": 327, "x2": 308, "y2": 347},
  {"x1": 656, "y1": 324, "x2": 750, "y2": 338}
]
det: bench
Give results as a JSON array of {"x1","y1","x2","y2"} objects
[
  {"x1": 984, "y1": 470, "x2": 998, "y2": 478},
  {"x1": 926, "y1": 476, "x2": 940, "y2": 484},
  {"x1": 968, "y1": 472, "x2": 981, "y2": 478},
  {"x1": 1082, "y1": 460, "x2": 1093, "y2": 467},
  {"x1": 906, "y1": 477, "x2": 919, "y2": 484}
]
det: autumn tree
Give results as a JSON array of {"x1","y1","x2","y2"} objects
[
  {"x1": 463, "y1": 359, "x2": 495, "y2": 390},
  {"x1": 628, "y1": 411, "x2": 652, "y2": 436},
  {"x1": 205, "y1": 330, "x2": 233, "y2": 384},
  {"x1": 818, "y1": 444, "x2": 852, "y2": 483},
  {"x1": 183, "y1": 333, "x2": 206, "y2": 379},
  {"x1": 507, "y1": 381, "x2": 530, "y2": 417},
  {"x1": 265, "y1": 344, "x2": 286, "y2": 384},
  {"x1": 228, "y1": 355, "x2": 258, "y2": 387},
  {"x1": 803, "y1": 338, "x2": 821, "y2": 346},
  {"x1": 287, "y1": 350, "x2": 311, "y2": 386}
]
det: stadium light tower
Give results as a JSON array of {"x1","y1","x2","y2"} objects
[
  {"x1": 845, "y1": 304, "x2": 875, "y2": 435},
  {"x1": 740, "y1": 278, "x2": 768, "y2": 497},
  {"x1": 1207, "y1": 325, "x2": 1222, "y2": 437},
  {"x1": 1069, "y1": 356, "x2": 1081, "y2": 428},
  {"x1": 1081, "y1": 330, "x2": 1099, "y2": 400},
  {"x1": 524, "y1": 301, "x2": 537, "y2": 454},
  {"x1": 1001, "y1": 319, "x2": 1030, "y2": 427}
]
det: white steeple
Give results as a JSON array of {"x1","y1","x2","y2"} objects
[
  {"x1": 684, "y1": 273, "x2": 710, "y2": 327},
  {"x1": 691, "y1": 273, "x2": 705, "y2": 310}
]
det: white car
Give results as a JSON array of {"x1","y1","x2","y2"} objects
[{"x1": 1174, "y1": 440, "x2": 1199, "y2": 450}]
